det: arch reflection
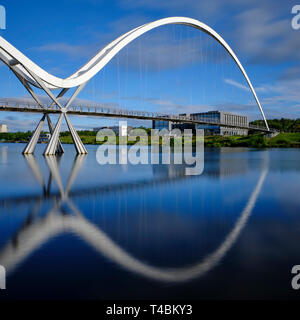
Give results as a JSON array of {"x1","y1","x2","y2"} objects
[{"x1": 0, "y1": 152, "x2": 268, "y2": 283}]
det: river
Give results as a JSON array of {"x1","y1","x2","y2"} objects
[{"x1": 0, "y1": 144, "x2": 299, "y2": 299}]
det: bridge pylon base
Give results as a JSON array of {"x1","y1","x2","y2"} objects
[
  {"x1": 64, "y1": 114, "x2": 87, "y2": 155},
  {"x1": 44, "y1": 114, "x2": 64, "y2": 156},
  {"x1": 23, "y1": 114, "x2": 46, "y2": 155},
  {"x1": 23, "y1": 113, "x2": 65, "y2": 155},
  {"x1": 43, "y1": 113, "x2": 87, "y2": 156},
  {"x1": 46, "y1": 114, "x2": 64, "y2": 154}
]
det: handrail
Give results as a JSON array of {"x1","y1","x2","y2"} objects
[{"x1": 0, "y1": 98, "x2": 276, "y2": 132}]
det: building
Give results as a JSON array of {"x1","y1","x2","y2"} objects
[
  {"x1": 190, "y1": 111, "x2": 248, "y2": 136},
  {"x1": 152, "y1": 118, "x2": 173, "y2": 131},
  {"x1": 152, "y1": 111, "x2": 249, "y2": 136},
  {"x1": 38, "y1": 133, "x2": 51, "y2": 143},
  {"x1": 93, "y1": 123, "x2": 132, "y2": 136},
  {"x1": 0, "y1": 124, "x2": 8, "y2": 133}
]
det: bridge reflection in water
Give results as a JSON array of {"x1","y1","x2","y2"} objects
[{"x1": 0, "y1": 148, "x2": 269, "y2": 285}]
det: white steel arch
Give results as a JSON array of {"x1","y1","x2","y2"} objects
[{"x1": 0, "y1": 17, "x2": 270, "y2": 155}]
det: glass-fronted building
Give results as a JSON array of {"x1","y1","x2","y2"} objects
[
  {"x1": 152, "y1": 119, "x2": 172, "y2": 131},
  {"x1": 191, "y1": 111, "x2": 249, "y2": 136},
  {"x1": 152, "y1": 111, "x2": 249, "y2": 136}
]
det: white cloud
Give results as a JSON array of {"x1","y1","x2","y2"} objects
[
  {"x1": 224, "y1": 78, "x2": 269, "y2": 93},
  {"x1": 224, "y1": 79, "x2": 250, "y2": 92}
]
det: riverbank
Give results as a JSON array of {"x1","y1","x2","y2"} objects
[
  {"x1": 58, "y1": 132, "x2": 300, "y2": 148},
  {"x1": 204, "y1": 132, "x2": 300, "y2": 148},
  {"x1": 1, "y1": 132, "x2": 300, "y2": 148}
]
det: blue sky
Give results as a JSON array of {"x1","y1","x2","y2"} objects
[{"x1": 0, "y1": 0, "x2": 299, "y2": 131}]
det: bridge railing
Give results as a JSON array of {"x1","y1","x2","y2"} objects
[
  {"x1": 0, "y1": 98, "x2": 276, "y2": 132},
  {"x1": 0, "y1": 98, "x2": 50, "y2": 110}
]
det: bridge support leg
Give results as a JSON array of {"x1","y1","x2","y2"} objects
[
  {"x1": 46, "y1": 114, "x2": 64, "y2": 154},
  {"x1": 23, "y1": 114, "x2": 46, "y2": 155},
  {"x1": 44, "y1": 114, "x2": 64, "y2": 156},
  {"x1": 64, "y1": 114, "x2": 87, "y2": 155}
]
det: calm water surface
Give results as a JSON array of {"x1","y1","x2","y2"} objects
[{"x1": 0, "y1": 143, "x2": 300, "y2": 300}]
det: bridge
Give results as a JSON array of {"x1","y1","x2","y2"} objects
[
  {"x1": 0, "y1": 98, "x2": 274, "y2": 132},
  {"x1": 0, "y1": 17, "x2": 274, "y2": 155}
]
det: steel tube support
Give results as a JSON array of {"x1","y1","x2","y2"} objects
[
  {"x1": 64, "y1": 113, "x2": 87, "y2": 154},
  {"x1": 46, "y1": 114, "x2": 64, "y2": 154},
  {"x1": 43, "y1": 113, "x2": 63, "y2": 156},
  {"x1": 23, "y1": 114, "x2": 46, "y2": 154}
]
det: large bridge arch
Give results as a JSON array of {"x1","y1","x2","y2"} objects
[{"x1": 0, "y1": 17, "x2": 269, "y2": 130}]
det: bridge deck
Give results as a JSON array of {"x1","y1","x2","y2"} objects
[{"x1": 0, "y1": 101, "x2": 275, "y2": 133}]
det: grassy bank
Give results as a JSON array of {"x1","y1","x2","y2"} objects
[
  {"x1": 205, "y1": 132, "x2": 300, "y2": 148},
  {"x1": 0, "y1": 131, "x2": 32, "y2": 143},
  {"x1": 61, "y1": 132, "x2": 300, "y2": 148},
  {"x1": 2, "y1": 131, "x2": 300, "y2": 148}
]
